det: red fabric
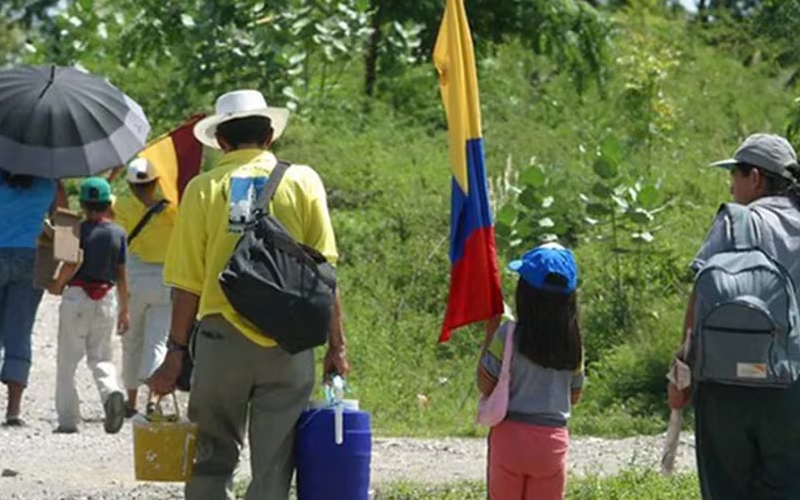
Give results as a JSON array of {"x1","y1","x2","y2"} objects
[
  {"x1": 488, "y1": 421, "x2": 569, "y2": 500},
  {"x1": 68, "y1": 280, "x2": 113, "y2": 301},
  {"x1": 440, "y1": 226, "x2": 503, "y2": 342},
  {"x1": 172, "y1": 114, "x2": 206, "y2": 200}
]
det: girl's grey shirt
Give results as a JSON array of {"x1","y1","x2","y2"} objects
[{"x1": 482, "y1": 321, "x2": 584, "y2": 428}]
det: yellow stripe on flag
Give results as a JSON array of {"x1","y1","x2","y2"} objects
[
  {"x1": 433, "y1": 0, "x2": 483, "y2": 194},
  {"x1": 139, "y1": 135, "x2": 180, "y2": 205}
]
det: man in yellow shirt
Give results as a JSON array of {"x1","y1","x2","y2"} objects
[
  {"x1": 148, "y1": 90, "x2": 349, "y2": 500},
  {"x1": 113, "y1": 157, "x2": 176, "y2": 417}
]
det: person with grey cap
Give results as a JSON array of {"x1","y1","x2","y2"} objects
[{"x1": 668, "y1": 133, "x2": 800, "y2": 499}]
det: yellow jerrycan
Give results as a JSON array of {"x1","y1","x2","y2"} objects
[{"x1": 133, "y1": 393, "x2": 198, "y2": 482}]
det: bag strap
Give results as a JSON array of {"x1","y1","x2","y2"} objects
[
  {"x1": 499, "y1": 322, "x2": 515, "y2": 377},
  {"x1": 128, "y1": 199, "x2": 169, "y2": 245},
  {"x1": 255, "y1": 160, "x2": 292, "y2": 214},
  {"x1": 722, "y1": 202, "x2": 757, "y2": 251}
]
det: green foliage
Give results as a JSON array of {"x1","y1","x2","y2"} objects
[
  {"x1": 568, "y1": 470, "x2": 700, "y2": 499},
  {"x1": 370, "y1": 472, "x2": 700, "y2": 499},
  {"x1": 615, "y1": 7, "x2": 682, "y2": 145},
  {"x1": 787, "y1": 97, "x2": 800, "y2": 148},
  {"x1": 694, "y1": 0, "x2": 800, "y2": 87},
  {"x1": 493, "y1": 158, "x2": 577, "y2": 262},
  {"x1": 9, "y1": 0, "x2": 800, "y2": 440},
  {"x1": 578, "y1": 133, "x2": 673, "y2": 348}
]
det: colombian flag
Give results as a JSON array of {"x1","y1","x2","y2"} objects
[
  {"x1": 434, "y1": 0, "x2": 503, "y2": 342},
  {"x1": 138, "y1": 114, "x2": 206, "y2": 204}
]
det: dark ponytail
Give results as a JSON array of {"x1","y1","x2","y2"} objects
[
  {"x1": 0, "y1": 169, "x2": 35, "y2": 189},
  {"x1": 786, "y1": 164, "x2": 800, "y2": 207}
]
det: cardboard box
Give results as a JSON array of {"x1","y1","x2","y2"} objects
[
  {"x1": 33, "y1": 213, "x2": 84, "y2": 290},
  {"x1": 52, "y1": 208, "x2": 82, "y2": 263},
  {"x1": 34, "y1": 221, "x2": 58, "y2": 289}
]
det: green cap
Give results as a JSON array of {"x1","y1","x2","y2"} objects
[
  {"x1": 79, "y1": 177, "x2": 112, "y2": 203},
  {"x1": 710, "y1": 133, "x2": 799, "y2": 180}
]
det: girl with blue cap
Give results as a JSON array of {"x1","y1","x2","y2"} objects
[{"x1": 477, "y1": 243, "x2": 584, "y2": 500}]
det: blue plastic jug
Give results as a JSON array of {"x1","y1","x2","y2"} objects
[{"x1": 295, "y1": 400, "x2": 372, "y2": 500}]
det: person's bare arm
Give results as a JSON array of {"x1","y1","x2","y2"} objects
[
  {"x1": 170, "y1": 289, "x2": 200, "y2": 347},
  {"x1": 571, "y1": 389, "x2": 583, "y2": 405},
  {"x1": 668, "y1": 288, "x2": 696, "y2": 409},
  {"x1": 148, "y1": 289, "x2": 199, "y2": 396},
  {"x1": 48, "y1": 262, "x2": 78, "y2": 295},
  {"x1": 477, "y1": 365, "x2": 497, "y2": 397},
  {"x1": 49, "y1": 181, "x2": 69, "y2": 217},
  {"x1": 116, "y1": 264, "x2": 130, "y2": 333},
  {"x1": 485, "y1": 314, "x2": 502, "y2": 343},
  {"x1": 681, "y1": 288, "x2": 696, "y2": 351},
  {"x1": 117, "y1": 264, "x2": 129, "y2": 313},
  {"x1": 328, "y1": 289, "x2": 345, "y2": 349},
  {"x1": 476, "y1": 319, "x2": 504, "y2": 396},
  {"x1": 323, "y1": 289, "x2": 350, "y2": 378}
]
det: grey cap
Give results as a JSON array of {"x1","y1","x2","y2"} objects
[{"x1": 711, "y1": 133, "x2": 799, "y2": 180}]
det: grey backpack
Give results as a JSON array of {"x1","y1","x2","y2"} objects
[{"x1": 691, "y1": 203, "x2": 800, "y2": 388}]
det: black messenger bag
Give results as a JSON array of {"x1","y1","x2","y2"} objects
[{"x1": 219, "y1": 161, "x2": 336, "y2": 354}]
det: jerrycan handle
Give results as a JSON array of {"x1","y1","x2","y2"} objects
[
  {"x1": 324, "y1": 375, "x2": 346, "y2": 445},
  {"x1": 147, "y1": 392, "x2": 182, "y2": 423}
]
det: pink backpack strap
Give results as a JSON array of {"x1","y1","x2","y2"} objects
[{"x1": 499, "y1": 321, "x2": 515, "y2": 377}]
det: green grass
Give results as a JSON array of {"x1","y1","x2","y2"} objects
[
  {"x1": 45, "y1": 12, "x2": 800, "y2": 440},
  {"x1": 233, "y1": 471, "x2": 700, "y2": 499},
  {"x1": 375, "y1": 471, "x2": 700, "y2": 499},
  {"x1": 289, "y1": 19, "x2": 795, "y2": 438}
]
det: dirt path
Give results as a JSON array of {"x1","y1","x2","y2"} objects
[{"x1": 0, "y1": 295, "x2": 697, "y2": 499}]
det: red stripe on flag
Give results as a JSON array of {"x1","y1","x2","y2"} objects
[
  {"x1": 172, "y1": 114, "x2": 205, "y2": 200},
  {"x1": 440, "y1": 226, "x2": 504, "y2": 342}
]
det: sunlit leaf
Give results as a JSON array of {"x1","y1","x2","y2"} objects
[
  {"x1": 180, "y1": 14, "x2": 195, "y2": 28},
  {"x1": 639, "y1": 184, "x2": 660, "y2": 208},
  {"x1": 601, "y1": 135, "x2": 622, "y2": 165},
  {"x1": 538, "y1": 217, "x2": 555, "y2": 228},
  {"x1": 521, "y1": 166, "x2": 546, "y2": 188},
  {"x1": 495, "y1": 206, "x2": 517, "y2": 227},
  {"x1": 612, "y1": 195, "x2": 629, "y2": 210},
  {"x1": 632, "y1": 232, "x2": 655, "y2": 243}
]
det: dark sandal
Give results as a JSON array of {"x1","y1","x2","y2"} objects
[{"x1": 2, "y1": 417, "x2": 25, "y2": 427}]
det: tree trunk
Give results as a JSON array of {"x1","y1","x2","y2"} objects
[
  {"x1": 363, "y1": 1, "x2": 384, "y2": 97},
  {"x1": 698, "y1": 0, "x2": 708, "y2": 22}
]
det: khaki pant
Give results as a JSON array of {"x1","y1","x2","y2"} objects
[
  {"x1": 185, "y1": 315, "x2": 315, "y2": 500},
  {"x1": 55, "y1": 286, "x2": 122, "y2": 427},
  {"x1": 122, "y1": 258, "x2": 170, "y2": 389}
]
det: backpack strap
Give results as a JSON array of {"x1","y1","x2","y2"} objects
[
  {"x1": 723, "y1": 202, "x2": 757, "y2": 250},
  {"x1": 499, "y1": 322, "x2": 515, "y2": 375},
  {"x1": 255, "y1": 160, "x2": 291, "y2": 214},
  {"x1": 127, "y1": 199, "x2": 169, "y2": 245}
]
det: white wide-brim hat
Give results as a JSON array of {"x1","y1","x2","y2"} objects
[{"x1": 193, "y1": 89, "x2": 289, "y2": 149}]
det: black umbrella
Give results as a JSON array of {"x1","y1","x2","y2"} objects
[{"x1": 0, "y1": 65, "x2": 151, "y2": 179}]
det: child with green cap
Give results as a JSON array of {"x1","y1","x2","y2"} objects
[{"x1": 48, "y1": 177, "x2": 128, "y2": 434}]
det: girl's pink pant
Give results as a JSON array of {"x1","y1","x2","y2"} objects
[{"x1": 488, "y1": 420, "x2": 569, "y2": 500}]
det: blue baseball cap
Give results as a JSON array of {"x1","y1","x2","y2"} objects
[{"x1": 508, "y1": 243, "x2": 578, "y2": 294}]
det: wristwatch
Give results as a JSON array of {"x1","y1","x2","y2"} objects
[{"x1": 167, "y1": 338, "x2": 189, "y2": 354}]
